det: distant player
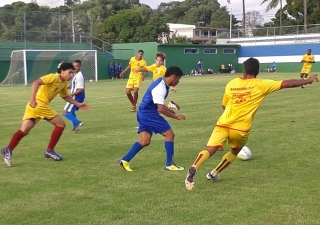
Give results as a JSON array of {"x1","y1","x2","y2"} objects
[
  {"x1": 63, "y1": 60, "x2": 85, "y2": 132},
  {"x1": 1, "y1": 62, "x2": 89, "y2": 167},
  {"x1": 300, "y1": 49, "x2": 315, "y2": 88},
  {"x1": 119, "y1": 50, "x2": 147, "y2": 112},
  {"x1": 119, "y1": 66, "x2": 185, "y2": 172},
  {"x1": 185, "y1": 57, "x2": 318, "y2": 191},
  {"x1": 133, "y1": 52, "x2": 179, "y2": 110}
]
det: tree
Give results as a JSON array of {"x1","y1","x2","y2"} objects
[
  {"x1": 261, "y1": 0, "x2": 285, "y2": 34},
  {"x1": 227, "y1": 0, "x2": 246, "y2": 36}
]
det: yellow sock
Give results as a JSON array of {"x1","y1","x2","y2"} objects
[
  {"x1": 192, "y1": 150, "x2": 210, "y2": 170},
  {"x1": 213, "y1": 151, "x2": 237, "y2": 174}
]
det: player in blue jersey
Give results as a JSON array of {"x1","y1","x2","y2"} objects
[
  {"x1": 63, "y1": 60, "x2": 85, "y2": 132},
  {"x1": 119, "y1": 66, "x2": 186, "y2": 171}
]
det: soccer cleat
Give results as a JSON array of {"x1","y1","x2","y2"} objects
[
  {"x1": 131, "y1": 105, "x2": 137, "y2": 112},
  {"x1": 44, "y1": 150, "x2": 63, "y2": 161},
  {"x1": 166, "y1": 101, "x2": 180, "y2": 110},
  {"x1": 1, "y1": 147, "x2": 12, "y2": 167},
  {"x1": 165, "y1": 163, "x2": 184, "y2": 171},
  {"x1": 185, "y1": 166, "x2": 197, "y2": 191},
  {"x1": 301, "y1": 85, "x2": 305, "y2": 88},
  {"x1": 119, "y1": 159, "x2": 133, "y2": 172},
  {"x1": 74, "y1": 122, "x2": 83, "y2": 133},
  {"x1": 206, "y1": 171, "x2": 220, "y2": 181}
]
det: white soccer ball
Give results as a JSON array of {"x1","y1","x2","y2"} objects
[
  {"x1": 237, "y1": 146, "x2": 252, "y2": 161},
  {"x1": 89, "y1": 79, "x2": 93, "y2": 82}
]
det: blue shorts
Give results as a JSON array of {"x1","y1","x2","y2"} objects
[
  {"x1": 137, "y1": 113, "x2": 171, "y2": 135},
  {"x1": 64, "y1": 94, "x2": 84, "y2": 113}
]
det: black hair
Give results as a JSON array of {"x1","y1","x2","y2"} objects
[
  {"x1": 138, "y1": 50, "x2": 144, "y2": 53},
  {"x1": 243, "y1": 57, "x2": 259, "y2": 76},
  {"x1": 74, "y1": 59, "x2": 81, "y2": 65},
  {"x1": 164, "y1": 66, "x2": 183, "y2": 77},
  {"x1": 58, "y1": 62, "x2": 75, "y2": 74}
]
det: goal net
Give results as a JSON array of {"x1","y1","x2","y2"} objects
[{"x1": 1, "y1": 50, "x2": 98, "y2": 86}]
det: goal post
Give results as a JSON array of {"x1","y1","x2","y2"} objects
[{"x1": 1, "y1": 50, "x2": 98, "y2": 86}]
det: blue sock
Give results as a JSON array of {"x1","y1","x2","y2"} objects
[
  {"x1": 122, "y1": 142, "x2": 143, "y2": 162},
  {"x1": 165, "y1": 141, "x2": 174, "y2": 166},
  {"x1": 65, "y1": 112, "x2": 80, "y2": 128}
]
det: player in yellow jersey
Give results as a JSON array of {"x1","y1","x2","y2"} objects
[
  {"x1": 119, "y1": 50, "x2": 147, "y2": 112},
  {"x1": 133, "y1": 52, "x2": 179, "y2": 109},
  {"x1": 300, "y1": 49, "x2": 315, "y2": 88},
  {"x1": 185, "y1": 57, "x2": 319, "y2": 191},
  {"x1": 1, "y1": 63, "x2": 89, "y2": 167}
]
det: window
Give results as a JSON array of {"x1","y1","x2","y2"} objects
[
  {"x1": 204, "y1": 31, "x2": 208, "y2": 36},
  {"x1": 204, "y1": 48, "x2": 217, "y2": 54},
  {"x1": 184, "y1": 48, "x2": 199, "y2": 54},
  {"x1": 195, "y1": 30, "x2": 200, "y2": 36},
  {"x1": 223, "y1": 48, "x2": 236, "y2": 54}
]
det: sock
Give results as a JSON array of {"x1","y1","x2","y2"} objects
[
  {"x1": 192, "y1": 150, "x2": 210, "y2": 169},
  {"x1": 213, "y1": 151, "x2": 237, "y2": 174},
  {"x1": 46, "y1": 126, "x2": 65, "y2": 152},
  {"x1": 65, "y1": 112, "x2": 80, "y2": 128},
  {"x1": 122, "y1": 142, "x2": 143, "y2": 162},
  {"x1": 164, "y1": 141, "x2": 174, "y2": 166},
  {"x1": 8, "y1": 130, "x2": 26, "y2": 151}
]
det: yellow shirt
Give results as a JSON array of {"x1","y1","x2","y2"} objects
[
  {"x1": 37, "y1": 74, "x2": 69, "y2": 104},
  {"x1": 129, "y1": 57, "x2": 147, "y2": 79},
  {"x1": 301, "y1": 54, "x2": 315, "y2": 69},
  {"x1": 217, "y1": 77, "x2": 283, "y2": 131},
  {"x1": 146, "y1": 64, "x2": 167, "y2": 81}
]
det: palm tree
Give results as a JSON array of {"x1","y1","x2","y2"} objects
[{"x1": 260, "y1": 0, "x2": 283, "y2": 35}]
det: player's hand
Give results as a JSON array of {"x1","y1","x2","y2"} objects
[
  {"x1": 308, "y1": 75, "x2": 319, "y2": 83},
  {"x1": 176, "y1": 114, "x2": 185, "y2": 120},
  {"x1": 170, "y1": 87, "x2": 177, "y2": 92},
  {"x1": 142, "y1": 76, "x2": 145, "y2": 81},
  {"x1": 119, "y1": 72, "x2": 124, "y2": 78},
  {"x1": 79, "y1": 103, "x2": 90, "y2": 111},
  {"x1": 29, "y1": 99, "x2": 37, "y2": 108}
]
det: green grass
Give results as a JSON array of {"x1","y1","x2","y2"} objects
[{"x1": 1, "y1": 73, "x2": 320, "y2": 225}]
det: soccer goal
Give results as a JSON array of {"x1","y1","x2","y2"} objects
[{"x1": 1, "y1": 50, "x2": 98, "y2": 86}]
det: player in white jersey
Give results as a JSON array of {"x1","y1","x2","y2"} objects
[{"x1": 63, "y1": 60, "x2": 85, "y2": 132}]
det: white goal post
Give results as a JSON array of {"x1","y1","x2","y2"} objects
[{"x1": 1, "y1": 50, "x2": 98, "y2": 86}]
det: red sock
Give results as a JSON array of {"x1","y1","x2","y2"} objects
[
  {"x1": 46, "y1": 126, "x2": 65, "y2": 152},
  {"x1": 8, "y1": 130, "x2": 26, "y2": 151}
]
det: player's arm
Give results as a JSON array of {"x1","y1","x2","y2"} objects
[
  {"x1": 120, "y1": 64, "x2": 131, "y2": 77},
  {"x1": 29, "y1": 78, "x2": 44, "y2": 108},
  {"x1": 280, "y1": 75, "x2": 318, "y2": 89},
  {"x1": 157, "y1": 104, "x2": 185, "y2": 120},
  {"x1": 70, "y1": 88, "x2": 84, "y2": 96},
  {"x1": 62, "y1": 95, "x2": 89, "y2": 111},
  {"x1": 133, "y1": 68, "x2": 148, "y2": 73}
]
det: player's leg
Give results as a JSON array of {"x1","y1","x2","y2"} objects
[
  {"x1": 161, "y1": 128, "x2": 184, "y2": 171},
  {"x1": 185, "y1": 126, "x2": 228, "y2": 190},
  {"x1": 44, "y1": 114, "x2": 66, "y2": 161},
  {"x1": 207, "y1": 129, "x2": 249, "y2": 179},
  {"x1": 119, "y1": 129, "x2": 152, "y2": 172},
  {"x1": 132, "y1": 79, "x2": 142, "y2": 112},
  {"x1": 126, "y1": 79, "x2": 135, "y2": 110},
  {"x1": 2, "y1": 119, "x2": 36, "y2": 166},
  {"x1": 64, "y1": 103, "x2": 82, "y2": 132}
]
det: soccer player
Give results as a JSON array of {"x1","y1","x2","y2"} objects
[
  {"x1": 63, "y1": 60, "x2": 85, "y2": 133},
  {"x1": 185, "y1": 57, "x2": 318, "y2": 191},
  {"x1": 1, "y1": 62, "x2": 89, "y2": 167},
  {"x1": 300, "y1": 49, "x2": 315, "y2": 88},
  {"x1": 119, "y1": 50, "x2": 147, "y2": 112},
  {"x1": 133, "y1": 52, "x2": 179, "y2": 108},
  {"x1": 119, "y1": 66, "x2": 186, "y2": 172},
  {"x1": 109, "y1": 62, "x2": 115, "y2": 79}
]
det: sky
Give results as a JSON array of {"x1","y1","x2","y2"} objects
[{"x1": 0, "y1": 0, "x2": 279, "y2": 22}]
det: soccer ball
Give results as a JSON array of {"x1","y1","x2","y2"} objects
[
  {"x1": 237, "y1": 146, "x2": 252, "y2": 161},
  {"x1": 89, "y1": 79, "x2": 93, "y2": 82}
]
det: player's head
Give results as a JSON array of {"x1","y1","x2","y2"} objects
[
  {"x1": 136, "y1": 50, "x2": 144, "y2": 60},
  {"x1": 307, "y1": 49, "x2": 311, "y2": 55},
  {"x1": 58, "y1": 62, "x2": 75, "y2": 81},
  {"x1": 155, "y1": 52, "x2": 166, "y2": 66},
  {"x1": 164, "y1": 66, "x2": 183, "y2": 86},
  {"x1": 73, "y1": 60, "x2": 81, "y2": 73},
  {"x1": 243, "y1": 57, "x2": 259, "y2": 77}
]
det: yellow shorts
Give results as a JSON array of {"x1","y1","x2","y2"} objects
[
  {"x1": 126, "y1": 78, "x2": 142, "y2": 89},
  {"x1": 207, "y1": 126, "x2": 249, "y2": 150},
  {"x1": 301, "y1": 67, "x2": 311, "y2": 74},
  {"x1": 23, "y1": 101, "x2": 57, "y2": 123}
]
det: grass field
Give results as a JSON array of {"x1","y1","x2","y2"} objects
[{"x1": 1, "y1": 73, "x2": 320, "y2": 225}]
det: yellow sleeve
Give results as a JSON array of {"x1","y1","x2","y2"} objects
[
  {"x1": 221, "y1": 92, "x2": 229, "y2": 107},
  {"x1": 142, "y1": 59, "x2": 147, "y2": 67},
  {"x1": 311, "y1": 55, "x2": 315, "y2": 62},
  {"x1": 40, "y1": 74, "x2": 57, "y2": 84},
  {"x1": 129, "y1": 57, "x2": 134, "y2": 66},
  {"x1": 146, "y1": 64, "x2": 156, "y2": 72},
  {"x1": 261, "y1": 80, "x2": 283, "y2": 95},
  {"x1": 60, "y1": 83, "x2": 69, "y2": 98}
]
